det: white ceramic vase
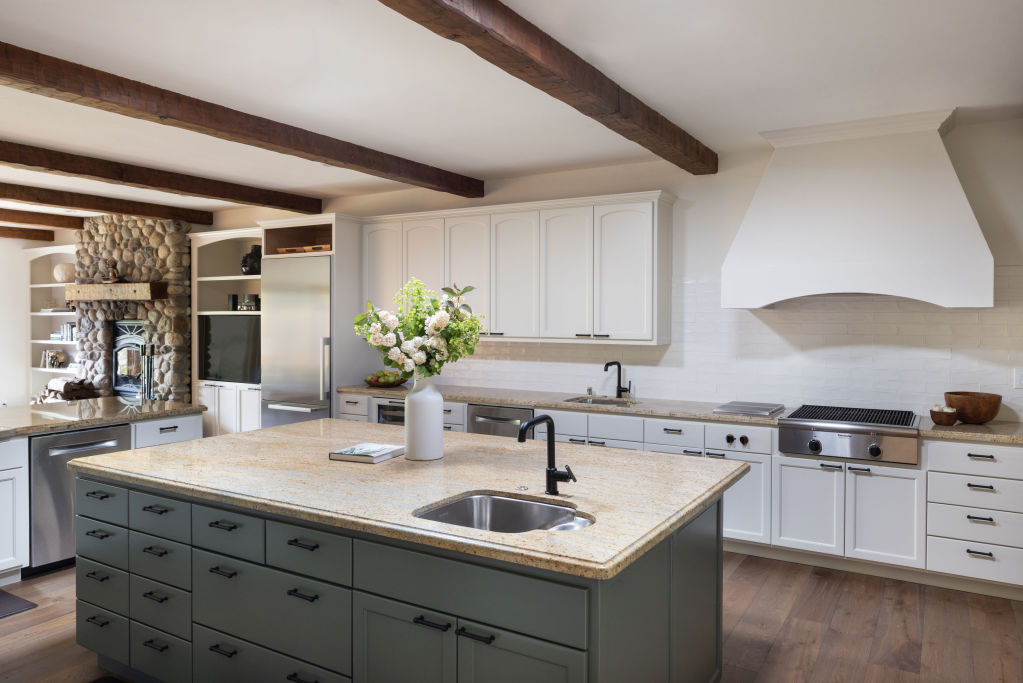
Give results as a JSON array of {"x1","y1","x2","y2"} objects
[{"x1": 404, "y1": 373, "x2": 444, "y2": 461}]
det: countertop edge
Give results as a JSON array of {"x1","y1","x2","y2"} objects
[{"x1": 5, "y1": 403, "x2": 205, "y2": 439}]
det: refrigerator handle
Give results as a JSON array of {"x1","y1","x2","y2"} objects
[{"x1": 321, "y1": 337, "x2": 331, "y2": 401}]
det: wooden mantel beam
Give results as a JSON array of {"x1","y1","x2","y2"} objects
[
  {"x1": 0, "y1": 181, "x2": 213, "y2": 224},
  {"x1": 0, "y1": 206, "x2": 82, "y2": 229},
  {"x1": 0, "y1": 139, "x2": 322, "y2": 215},
  {"x1": 0, "y1": 40, "x2": 485, "y2": 198},
  {"x1": 0, "y1": 225, "x2": 53, "y2": 241},
  {"x1": 376, "y1": 0, "x2": 718, "y2": 175}
]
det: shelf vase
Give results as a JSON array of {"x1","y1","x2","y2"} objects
[{"x1": 405, "y1": 373, "x2": 444, "y2": 461}]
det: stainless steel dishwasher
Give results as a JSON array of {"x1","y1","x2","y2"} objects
[
  {"x1": 29, "y1": 424, "x2": 132, "y2": 569},
  {"x1": 466, "y1": 404, "x2": 534, "y2": 438}
]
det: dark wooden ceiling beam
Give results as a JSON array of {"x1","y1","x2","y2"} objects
[
  {"x1": 376, "y1": 0, "x2": 718, "y2": 175},
  {"x1": 0, "y1": 225, "x2": 53, "y2": 241},
  {"x1": 0, "y1": 181, "x2": 213, "y2": 224},
  {"x1": 0, "y1": 206, "x2": 82, "y2": 229},
  {"x1": 0, "y1": 40, "x2": 484, "y2": 198},
  {"x1": 0, "y1": 140, "x2": 322, "y2": 214}
]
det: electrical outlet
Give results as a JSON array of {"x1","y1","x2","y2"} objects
[{"x1": 1014, "y1": 368, "x2": 1023, "y2": 389}]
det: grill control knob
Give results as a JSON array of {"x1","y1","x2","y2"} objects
[
  {"x1": 868, "y1": 443, "x2": 882, "y2": 458},
  {"x1": 808, "y1": 438, "x2": 823, "y2": 454}
]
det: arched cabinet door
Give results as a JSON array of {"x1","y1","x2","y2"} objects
[
  {"x1": 489, "y1": 211, "x2": 540, "y2": 338},
  {"x1": 593, "y1": 202, "x2": 654, "y2": 341}
]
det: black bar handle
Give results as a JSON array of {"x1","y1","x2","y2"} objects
[
  {"x1": 209, "y1": 566, "x2": 238, "y2": 579},
  {"x1": 344, "y1": 400, "x2": 359, "y2": 405},
  {"x1": 820, "y1": 463, "x2": 844, "y2": 471},
  {"x1": 209, "y1": 520, "x2": 239, "y2": 531},
  {"x1": 85, "y1": 490, "x2": 110, "y2": 500},
  {"x1": 413, "y1": 615, "x2": 452, "y2": 632},
  {"x1": 287, "y1": 588, "x2": 319, "y2": 602},
  {"x1": 966, "y1": 549, "x2": 995, "y2": 558},
  {"x1": 706, "y1": 451, "x2": 725, "y2": 458},
  {"x1": 575, "y1": 333, "x2": 592, "y2": 338},
  {"x1": 488, "y1": 332, "x2": 504, "y2": 336},
  {"x1": 287, "y1": 538, "x2": 320, "y2": 552},
  {"x1": 142, "y1": 590, "x2": 169, "y2": 604},
  {"x1": 85, "y1": 571, "x2": 109, "y2": 583},
  {"x1": 85, "y1": 529, "x2": 111, "y2": 539},
  {"x1": 589, "y1": 440, "x2": 607, "y2": 446},
  {"x1": 967, "y1": 514, "x2": 995, "y2": 522},
  {"x1": 663, "y1": 428, "x2": 683, "y2": 435},
  {"x1": 848, "y1": 466, "x2": 871, "y2": 473},
  {"x1": 142, "y1": 504, "x2": 169, "y2": 515},
  {"x1": 683, "y1": 449, "x2": 703, "y2": 455},
  {"x1": 158, "y1": 425, "x2": 179, "y2": 434},
  {"x1": 143, "y1": 639, "x2": 169, "y2": 653},
  {"x1": 568, "y1": 438, "x2": 586, "y2": 444},
  {"x1": 967, "y1": 483, "x2": 995, "y2": 490},
  {"x1": 143, "y1": 546, "x2": 168, "y2": 558},
  {"x1": 286, "y1": 674, "x2": 317, "y2": 683},
  {"x1": 967, "y1": 453, "x2": 995, "y2": 459},
  {"x1": 593, "y1": 333, "x2": 611, "y2": 338},
  {"x1": 209, "y1": 644, "x2": 237, "y2": 658},
  {"x1": 456, "y1": 626, "x2": 496, "y2": 644},
  {"x1": 86, "y1": 615, "x2": 110, "y2": 627}
]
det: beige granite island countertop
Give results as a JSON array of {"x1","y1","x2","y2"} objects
[
  {"x1": 339, "y1": 384, "x2": 784, "y2": 426},
  {"x1": 0, "y1": 397, "x2": 204, "y2": 441},
  {"x1": 68, "y1": 418, "x2": 747, "y2": 580}
]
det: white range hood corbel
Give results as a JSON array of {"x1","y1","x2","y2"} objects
[{"x1": 721, "y1": 109, "x2": 993, "y2": 308}]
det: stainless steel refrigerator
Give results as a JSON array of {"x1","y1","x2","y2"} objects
[{"x1": 260, "y1": 254, "x2": 332, "y2": 427}]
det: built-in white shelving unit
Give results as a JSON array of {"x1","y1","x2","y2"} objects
[{"x1": 25, "y1": 244, "x2": 79, "y2": 396}]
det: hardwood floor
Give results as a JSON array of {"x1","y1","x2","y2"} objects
[{"x1": 1, "y1": 552, "x2": 1021, "y2": 682}]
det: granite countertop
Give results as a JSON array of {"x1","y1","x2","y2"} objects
[
  {"x1": 0, "y1": 397, "x2": 205, "y2": 441},
  {"x1": 339, "y1": 384, "x2": 783, "y2": 426},
  {"x1": 68, "y1": 419, "x2": 747, "y2": 580},
  {"x1": 919, "y1": 419, "x2": 1023, "y2": 445}
]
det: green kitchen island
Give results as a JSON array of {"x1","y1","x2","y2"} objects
[{"x1": 68, "y1": 418, "x2": 747, "y2": 683}]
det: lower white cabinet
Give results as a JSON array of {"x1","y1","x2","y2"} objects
[
  {"x1": 196, "y1": 381, "x2": 261, "y2": 436},
  {"x1": 239, "y1": 386, "x2": 262, "y2": 432},
  {"x1": 772, "y1": 455, "x2": 845, "y2": 556},
  {"x1": 845, "y1": 463, "x2": 925, "y2": 568},
  {"x1": 709, "y1": 451, "x2": 771, "y2": 544},
  {"x1": 0, "y1": 438, "x2": 29, "y2": 574}
]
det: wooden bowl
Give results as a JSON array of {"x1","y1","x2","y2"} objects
[
  {"x1": 929, "y1": 409, "x2": 958, "y2": 426},
  {"x1": 365, "y1": 376, "x2": 409, "y2": 389},
  {"x1": 944, "y1": 391, "x2": 1001, "y2": 424}
]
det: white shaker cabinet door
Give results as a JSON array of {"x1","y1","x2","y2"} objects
[
  {"x1": 216, "y1": 384, "x2": 240, "y2": 435},
  {"x1": 364, "y1": 222, "x2": 404, "y2": 307},
  {"x1": 0, "y1": 465, "x2": 28, "y2": 572},
  {"x1": 708, "y1": 451, "x2": 771, "y2": 544},
  {"x1": 845, "y1": 463, "x2": 926, "y2": 568},
  {"x1": 593, "y1": 202, "x2": 654, "y2": 340},
  {"x1": 539, "y1": 206, "x2": 592, "y2": 339},
  {"x1": 445, "y1": 215, "x2": 491, "y2": 327},
  {"x1": 772, "y1": 455, "x2": 845, "y2": 555},
  {"x1": 238, "y1": 386, "x2": 262, "y2": 433},
  {"x1": 404, "y1": 218, "x2": 445, "y2": 294},
  {"x1": 490, "y1": 211, "x2": 540, "y2": 338},
  {"x1": 196, "y1": 381, "x2": 220, "y2": 437}
]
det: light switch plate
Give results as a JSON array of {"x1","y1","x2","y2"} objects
[{"x1": 1014, "y1": 368, "x2": 1023, "y2": 389}]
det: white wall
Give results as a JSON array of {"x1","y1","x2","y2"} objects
[
  {"x1": 0, "y1": 239, "x2": 32, "y2": 406},
  {"x1": 214, "y1": 117, "x2": 1023, "y2": 419}
]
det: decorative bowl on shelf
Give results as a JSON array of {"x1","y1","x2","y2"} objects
[
  {"x1": 929, "y1": 408, "x2": 958, "y2": 426},
  {"x1": 364, "y1": 370, "x2": 410, "y2": 388},
  {"x1": 944, "y1": 391, "x2": 1001, "y2": 425}
]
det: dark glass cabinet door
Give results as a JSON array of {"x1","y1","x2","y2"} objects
[
  {"x1": 455, "y1": 619, "x2": 586, "y2": 683},
  {"x1": 353, "y1": 592, "x2": 456, "y2": 683}
]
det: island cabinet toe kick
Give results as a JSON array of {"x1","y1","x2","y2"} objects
[{"x1": 73, "y1": 475, "x2": 725, "y2": 683}]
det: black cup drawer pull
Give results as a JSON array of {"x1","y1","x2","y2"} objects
[
  {"x1": 413, "y1": 615, "x2": 452, "y2": 632},
  {"x1": 142, "y1": 590, "x2": 169, "y2": 603},
  {"x1": 966, "y1": 548, "x2": 995, "y2": 558},
  {"x1": 209, "y1": 520, "x2": 239, "y2": 531},
  {"x1": 286, "y1": 674, "x2": 317, "y2": 683},
  {"x1": 142, "y1": 546, "x2": 169, "y2": 558},
  {"x1": 967, "y1": 514, "x2": 996, "y2": 523},
  {"x1": 287, "y1": 588, "x2": 319, "y2": 603},
  {"x1": 456, "y1": 626, "x2": 495, "y2": 645},
  {"x1": 286, "y1": 538, "x2": 320, "y2": 552},
  {"x1": 158, "y1": 425, "x2": 179, "y2": 434},
  {"x1": 967, "y1": 483, "x2": 995, "y2": 490},
  {"x1": 143, "y1": 639, "x2": 169, "y2": 653},
  {"x1": 209, "y1": 644, "x2": 238, "y2": 658},
  {"x1": 142, "y1": 504, "x2": 170, "y2": 515},
  {"x1": 967, "y1": 453, "x2": 995, "y2": 459},
  {"x1": 85, "y1": 615, "x2": 110, "y2": 627},
  {"x1": 85, "y1": 529, "x2": 111, "y2": 539},
  {"x1": 209, "y1": 566, "x2": 238, "y2": 579},
  {"x1": 85, "y1": 490, "x2": 110, "y2": 500},
  {"x1": 85, "y1": 571, "x2": 109, "y2": 583}
]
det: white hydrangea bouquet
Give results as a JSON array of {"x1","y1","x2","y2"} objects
[{"x1": 353, "y1": 279, "x2": 484, "y2": 379}]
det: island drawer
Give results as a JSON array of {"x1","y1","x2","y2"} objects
[
  {"x1": 705, "y1": 423, "x2": 773, "y2": 455},
  {"x1": 76, "y1": 558, "x2": 128, "y2": 616},
  {"x1": 76, "y1": 601, "x2": 128, "y2": 664},
  {"x1": 927, "y1": 503, "x2": 1023, "y2": 548},
  {"x1": 129, "y1": 531, "x2": 192, "y2": 590},
  {"x1": 129, "y1": 575, "x2": 191, "y2": 641},
  {"x1": 927, "y1": 472, "x2": 1023, "y2": 513},
  {"x1": 195, "y1": 625, "x2": 352, "y2": 683},
  {"x1": 193, "y1": 549, "x2": 352, "y2": 676},
  {"x1": 76, "y1": 515, "x2": 128, "y2": 570},
  {"x1": 266, "y1": 520, "x2": 353, "y2": 586},
  {"x1": 129, "y1": 491, "x2": 191, "y2": 543},
  {"x1": 924, "y1": 441, "x2": 1023, "y2": 479},
  {"x1": 643, "y1": 418, "x2": 704, "y2": 448},
  {"x1": 927, "y1": 536, "x2": 1023, "y2": 586},
  {"x1": 134, "y1": 414, "x2": 202, "y2": 449},
  {"x1": 75, "y1": 478, "x2": 129, "y2": 527},
  {"x1": 130, "y1": 620, "x2": 192, "y2": 683},
  {"x1": 353, "y1": 540, "x2": 588, "y2": 650},
  {"x1": 192, "y1": 504, "x2": 265, "y2": 563}
]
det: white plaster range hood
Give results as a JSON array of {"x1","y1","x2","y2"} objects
[{"x1": 721, "y1": 109, "x2": 993, "y2": 308}]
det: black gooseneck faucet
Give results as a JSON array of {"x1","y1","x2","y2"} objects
[
  {"x1": 603, "y1": 361, "x2": 631, "y2": 399},
  {"x1": 517, "y1": 415, "x2": 577, "y2": 495}
]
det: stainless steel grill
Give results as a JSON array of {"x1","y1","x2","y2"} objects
[
  {"x1": 785, "y1": 405, "x2": 916, "y2": 428},
  {"x1": 778, "y1": 403, "x2": 920, "y2": 465}
]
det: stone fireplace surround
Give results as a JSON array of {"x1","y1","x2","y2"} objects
[{"x1": 74, "y1": 215, "x2": 191, "y2": 402}]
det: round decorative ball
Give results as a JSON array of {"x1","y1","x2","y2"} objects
[{"x1": 52, "y1": 262, "x2": 76, "y2": 283}]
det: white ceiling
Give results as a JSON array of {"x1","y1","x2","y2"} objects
[{"x1": 0, "y1": 0, "x2": 1019, "y2": 210}]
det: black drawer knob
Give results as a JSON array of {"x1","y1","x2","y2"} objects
[
  {"x1": 142, "y1": 546, "x2": 169, "y2": 558},
  {"x1": 142, "y1": 504, "x2": 170, "y2": 515},
  {"x1": 209, "y1": 566, "x2": 238, "y2": 579},
  {"x1": 286, "y1": 538, "x2": 320, "y2": 552},
  {"x1": 85, "y1": 571, "x2": 109, "y2": 583},
  {"x1": 142, "y1": 590, "x2": 169, "y2": 604},
  {"x1": 85, "y1": 529, "x2": 111, "y2": 540},
  {"x1": 209, "y1": 644, "x2": 238, "y2": 658},
  {"x1": 85, "y1": 490, "x2": 111, "y2": 500},
  {"x1": 209, "y1": 520, "x2": 239, "y2": 531},
  {"x1": 143, "y1": 639, "x2": 169, "y2": 653},
  {"x1": 85, "y1": 615, "x2": 110, "y2": 627}
]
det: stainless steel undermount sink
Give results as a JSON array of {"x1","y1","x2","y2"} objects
[
  {"x1": 564, "y1": 395, "x2": 637, "y2": 406},
  {"x1": 415, "y1": 493, "x2": 594, "y2": 533}
]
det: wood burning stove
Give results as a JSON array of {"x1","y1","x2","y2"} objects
[{"x1": 111, "y1": 320, "x2": 153, "y2": 399}]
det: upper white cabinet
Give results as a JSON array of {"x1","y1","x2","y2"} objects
[
  {"x1": 491, "y1": 211, "x2": 540, "y2": 338},
  {"x1": 364, "y1": 222, "x2": 403, "y2": 308},
  {"x1": 445, "y1": 215, "x2": 491, "y2": 327},
  {"x1": 593, "y1": 202, "x2": 654, "y2": 340},
  {"x1": 403, "y1": 219, "x2": 445, "y2": 294},
  {"x1": 540, "y1": 206, "x2": 593, "y2": 339}
]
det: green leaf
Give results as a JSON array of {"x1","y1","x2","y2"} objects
[
  {"x1": 460, "y1": 285, "x2": 476, "y2": 294},
  {"x1": 441, "y1": 287, "x2": 456, "y2": 296}
]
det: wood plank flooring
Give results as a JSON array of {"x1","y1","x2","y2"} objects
[{"x1": 1, "y1": 551, "x2": 1021, "y2": 682}]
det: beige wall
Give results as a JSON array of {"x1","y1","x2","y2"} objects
[{"x1": 0, "y1": 239, "x2": 33, "y2": 406}]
